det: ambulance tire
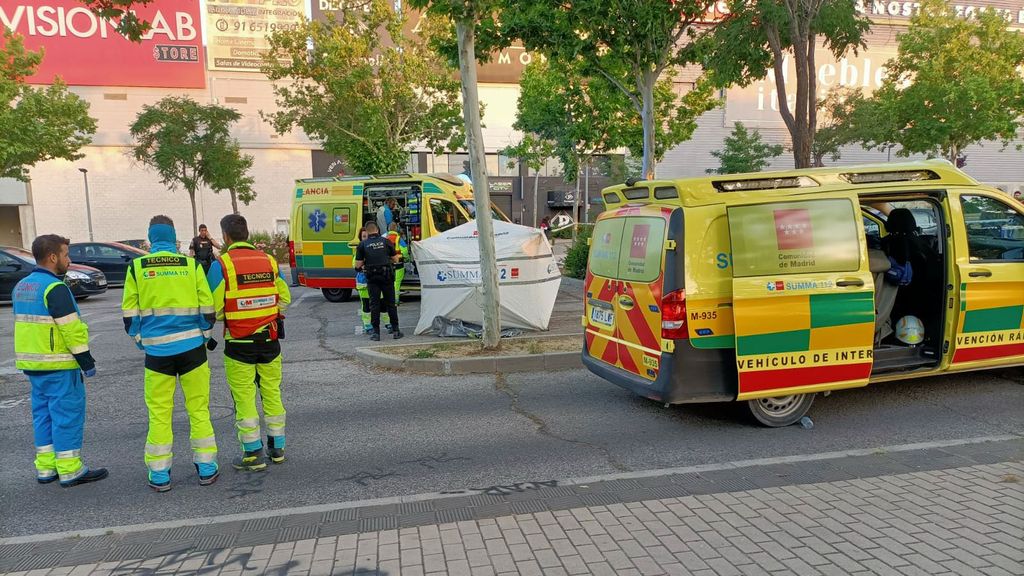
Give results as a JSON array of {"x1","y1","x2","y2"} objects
[
  {"x1": 322, "y1": 288, "x2": 352, "y2": 302},
  {"x1": 745, "y1": 393, "x2": 815, "y2": 428}
]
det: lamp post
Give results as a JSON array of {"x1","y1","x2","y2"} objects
[{"x1": 78, "y1": 168, "x2": 94, "y2": 241}]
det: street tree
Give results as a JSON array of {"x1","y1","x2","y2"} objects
[
  {"x1": 513, "y1": 60, "x2": 630, "y2": 235},
  {"x1": 129, "y1": 96, "x2": 254, "y2": 236},
  {"x1": 702, "y1": 0, "x2": 870, "y2": 168},
  {"x1": 0, "y1": 31, "x2": 97, "y2": 181},
  {"x1": 707, "y1": 122, "x2": 784, "y2": 174},
  {"x1": 495, "y1": 0, "x2": 721, "y2": 179},
  {"x1": 851, "y1": 0, "x2": 1024, "y2": 162},
  {"x1": 501, "y1": 134, "x2": 556, "y2": 227},
  {"x1": 207, "y1": 142, "x2": 256, "y2": 215},
  {"x1": 811, "y1": 87, "x2": 870, "y2": 167},
  {"x1": 261, "y1": 3, "x2": 464, "y2": 175},
  {"x1": 408, "y1": 0, "x2": 502, "y2": 350}
]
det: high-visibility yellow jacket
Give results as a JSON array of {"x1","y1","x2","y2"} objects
[{"x1": 13, "y1": 269, "x2": 94, "y2": 372}]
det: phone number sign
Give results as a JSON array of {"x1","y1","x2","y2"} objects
[{"x1": 205, "y1": 0, "x2": 304, "y2": 72}]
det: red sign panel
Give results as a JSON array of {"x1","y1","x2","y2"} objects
[
  {"x1": 1, "y1": 0, "x2": 205, "y2": 88},
  {"x1": 630, "y1": 224, "x2": 651, "y2": 259},
  {"x1": 774, "y1": 209, "x2": 814, "y2": 250}
]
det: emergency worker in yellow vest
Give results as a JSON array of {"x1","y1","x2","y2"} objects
[
  {"x1": 13, "y1": 235, "x2": 108, "y2": 487},
  {"x1": 122, "y1": 216, "x2": 219, "y2": 492},
  {"x1": 385, "y1": 224, "x2": 408, "y2": 307},
  {"x1": 207, "y1": 214, "x2": 292, "y2": 471}
]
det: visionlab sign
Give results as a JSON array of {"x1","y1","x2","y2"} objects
[{"x1": 0, "y1": 0, "x2": 206, "y2": 88}]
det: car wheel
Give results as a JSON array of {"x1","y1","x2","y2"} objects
[
  {"x1": 322, "y1": 288, "x2": 352, "y2": 302},
  {"x1": 745, "y1": 393, "x2": 815, "y2": 427}
]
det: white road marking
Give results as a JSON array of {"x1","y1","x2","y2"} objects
[{"x1": 1, "y1": 433, "x2": 1019, "y2": 545}]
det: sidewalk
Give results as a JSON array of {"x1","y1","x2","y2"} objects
[{"x1": 1, "y1": 437, "x2": 1020, "y2": 576}]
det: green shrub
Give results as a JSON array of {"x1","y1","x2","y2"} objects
[
  {"x1": 562, "y1": 224, "x2": 593, "y2": 279},
  {"x1": 248, "y1": 230, "x2": 290, "y2": 263}
]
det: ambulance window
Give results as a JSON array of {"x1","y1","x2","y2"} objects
[
  {"x1": 960, "y1": 195, "x2": 1024, "y2": 261},
  {"x1": 430, "y1": 198, "x2": 467, "y2": 233},
  {"x1": 589, "y1": 219, "x2": 626, "y2": 279},
  {"x1": 332, "y1": 206, "x2": 354, "y2": 236},
  {"x1": 616, "y1": 217, "x2": 667, "y2": 283},
  {"x1": 729, "y1": 198, "x2": 860, "y2": 277}
]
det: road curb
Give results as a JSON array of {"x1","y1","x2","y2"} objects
[{"x1": 355, "y1": 334, "x2": 583, "y2": 375}]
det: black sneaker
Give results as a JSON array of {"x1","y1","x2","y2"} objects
[
  {"x1": 232, "y1": 451, "x2": 267, "y2": 472},
  {"x1": 266, "y1": 436, "x2": 285, "y2": 464},
  {"x1": 393, "y1": 331, "x2": 404, "y2": 340},
  {"x1": 60, "y1": 468, "x2": 108, "y2": 488},
  {"x1": 370, "y1": 332, "x2": 381, "y2": 342},
  {"x1": 385, "y1": 324, "x2": 394, "y2": 334},
  {"x1": 196, "y1": 464, "x2": 220, "y2": 486}
]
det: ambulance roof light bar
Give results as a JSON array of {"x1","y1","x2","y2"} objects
[
  {"x1": 713, "y1": 176, "x2": 819, "y2": 192},
  {"x1": 840, "y1": 170, "x2": 940, "y2": 184}
]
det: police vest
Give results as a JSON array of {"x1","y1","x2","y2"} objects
[
  {"x1": 221, "y1": 248, "x2": 280, "y2": 339},
  {"x1": 13, "y1": 272, "x2": 87, "y2": 371}
]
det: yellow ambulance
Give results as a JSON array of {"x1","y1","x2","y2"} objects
[
  {"x1": 583, "y1": 160, "x2": 1024, "y2": 426},
  {"x1": 289, "y1": 173, "x2": 509, "y2": 302}
]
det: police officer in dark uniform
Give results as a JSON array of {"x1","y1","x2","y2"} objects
[
  {"x1": 189, "y1": 224, "x2": 221, "y2": 274},
  {"x1": 354, "y1": 222, "x2": 403, "y2": 341}
]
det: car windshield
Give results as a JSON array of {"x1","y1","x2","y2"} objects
[{"x1": 459, "y1": 200, "x2": 510, "y2": 222}]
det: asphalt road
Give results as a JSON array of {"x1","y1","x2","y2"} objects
[{"x1": 1, "y1": 285, "x2": 1021, "y2": 538}]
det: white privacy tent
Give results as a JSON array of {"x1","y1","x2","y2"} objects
[{"x1": 413, "y1": 220, "x2": 562, "y2": 335}]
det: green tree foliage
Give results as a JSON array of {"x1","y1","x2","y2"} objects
[
  {"x1": 0, "y1": 31, "x2": 97, "y2": 181},
  {"x1": 812, "y1": 87, "x2": 870, "y2": 166},
  {"x1": 206, "y1": 142, "x2": 256, "y2": 215},
  {"x1": 75, "y1": 0, "x2": 152, "y2": 41},
  {"x1": 501, "y1": 134, "x2": 556, "y2": 227},
  {"x1": 708, "y1": 122, "x2": 783, "y2": 174},
  {"x1": 129, "y1": 96, "x2": 254, "y2": 236},
  {"x1": 493, "y1": 0, "x2": 721, "y2": 179},
  {"x1": 852, "y1": 0, "x2": 1024, "y2": 162},
  {"x1": 261, "y1": 2, "x2": 464, "y2": 175},
  {"x1": 702, "y1": 0, "x2": 870, "y2": 168}
]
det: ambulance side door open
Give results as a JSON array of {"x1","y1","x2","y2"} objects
[
  {"x1": 947, "y1": 191, "x2": 1024, "y2": 368},
  {"x1": 726, "y1": 193, "x2": 877, "y2": 400}
]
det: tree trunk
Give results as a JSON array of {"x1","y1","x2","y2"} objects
[
  {"x1": 188, "y1": 189, "x2": 199, "y2": 239},
  {"x1": 805, "y1": 36, "x2": 818, "y2": 170},
  {"x1": 456, "y1": 19, "x2": 501, "y2": 351},
  {"x1": 791, "y1": 35, "x2": 811, "y2": 169},
  {"x1": 572, "y1": 170, "x2": 581, "y2": 241},
  {"x1": 533, "y1": 171, "x2": 540, "y2": 228},
  {"x1": 230, "y1": 189, "x2": 239, "y2": 215},
  {"x1": 584, "y1": 157, "x2": 590, "y2": 224},
  {"x1": 640, "y1": 72, "x2": 657, "y2": 180}
]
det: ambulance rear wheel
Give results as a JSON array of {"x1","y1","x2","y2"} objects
[
  {"x1": 322, "y1": 288, "x2": 352, "y2": 302},
  {"x1": 746, "y1": 393, "x2": 815, "y2": 427}
]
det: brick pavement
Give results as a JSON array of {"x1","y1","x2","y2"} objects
[{"x1": 1, "y1": 439, "x2": 1021, "y2": 576}]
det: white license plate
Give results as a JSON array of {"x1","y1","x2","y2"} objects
[
  {"x1": 590, "y1": 306, "x2": 614, "y2": 327},
  {"x1": 97, "y1": 279, "x2": 107, "y2": 286}
]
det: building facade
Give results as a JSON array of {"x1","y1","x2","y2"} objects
[{"x1": 3, "y1": 0, "x2": 1023, "y2": 248}]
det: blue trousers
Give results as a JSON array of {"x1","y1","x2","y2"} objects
[{"x1": 29, "y1": 370, "x2": 86, "y2": 482}]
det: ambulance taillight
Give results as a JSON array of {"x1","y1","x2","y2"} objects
[
  {"x1": 661, "y1": 289, "x2": 688, "y2": 340},
  {"x1": 288, "y1": 241, "x2": 296, "y2": 268}
]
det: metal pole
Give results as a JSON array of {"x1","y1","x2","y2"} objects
[{"x1": 79, "y1": 168, "x2": 94, "y2": 241}]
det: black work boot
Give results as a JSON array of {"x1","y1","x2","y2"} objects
[
  {"x1": 393, "y1": 331, "x2": 404, "y2": 340},
  {"x1": 61, "y1": 467, "x2": 108, "y2": 488},
  {"x1": 195, "y1": 464, "x2": 220, "y2": 486},
  {"x1": 266, "y1": 436, "x2": 285, "y2": 464},
  {"x1": 370, "y1": 332, "x2": 381, "y2": 341},
  {"x1": 232, "y1": 450, "x2": 267, "y2": 472}
]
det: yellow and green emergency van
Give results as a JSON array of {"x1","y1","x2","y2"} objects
[
  {"x1": 583, "y1": 160, "x2": 1024, "y2": 426},
  {"x1": 289, "y1": 173, "x2": 510, "y2": 302}
]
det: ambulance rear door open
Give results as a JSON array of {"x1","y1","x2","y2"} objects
[{"x1": 726, "y1": 192, "x2": 876, "y2": 400}]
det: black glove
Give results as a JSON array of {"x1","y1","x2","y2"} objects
[
  {"x1": 277, "y1": 318, "x2": 285, "y2": 340},
  {"x1": 206, "y1": 338, "x2": 218, "y2": 351}
]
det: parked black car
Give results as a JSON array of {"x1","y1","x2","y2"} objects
[
  {"x1": 0, "y1": 246, "x2": 108, "y2": 302},
  {"x1": 117, "y1": 239, "x2": 149, "y2": 251},
  {"x1": 68, "y1": 242, "x2": 147, "y2": 286}
]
